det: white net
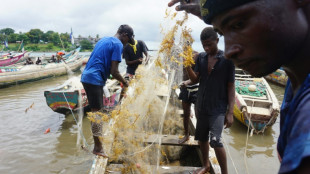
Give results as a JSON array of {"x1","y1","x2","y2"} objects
[{"x1": 87, "y1": 10, "x2": 196, "y2": 173}]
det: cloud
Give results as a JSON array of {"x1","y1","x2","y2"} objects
[{"x1": 0, "y1": 0, "x2": 211, "y2": 51}]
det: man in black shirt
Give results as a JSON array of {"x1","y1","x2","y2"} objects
[
  {"x1": 123, "y1": 39, "x2": 148, "y2": 77},
  {"x1": 185, "y1": 27, "x2": 235, "y2": 174}
]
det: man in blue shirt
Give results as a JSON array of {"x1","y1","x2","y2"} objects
[
  {"x1": 81, "y1": 24, "x2": 133, "y2": 157},
  {"x1": 168, "y1": 0, "x2": 310, "y2": 173}
]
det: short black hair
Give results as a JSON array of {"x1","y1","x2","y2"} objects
[
  {"x1": 200, "y1": 27, "x2": 218, "y2": 41},
  {"x1": 117, "y1": 24, "x2": 134, "y2": 37}
]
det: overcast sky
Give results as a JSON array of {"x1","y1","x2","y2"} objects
[{"x1": 0, "y1": 0, "x2": 222, "y2": 51}]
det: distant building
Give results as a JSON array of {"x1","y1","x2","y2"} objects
[{"x1": 74, "y1": 36, "x2": 100, "y2": 45}]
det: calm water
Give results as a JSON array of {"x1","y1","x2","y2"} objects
[
  {"x1": 0, "y1": 52, "x2": 285, "y2": 174},
  {"x1": 224, "y1": 81, "x2": 284, "y2": 174}
]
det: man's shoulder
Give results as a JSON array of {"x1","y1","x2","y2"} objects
[
  {"x1": 197, "y1": 52, "x2": 207, "y2": 59},
  {"x1": 99, "y1": 37, "x2": 122, "y2": 45},
  {"x1": 123, "y1": 44, "x2": 131, "y2": 52},
  {"x1": 137, "y1": 40, "x2": 145, "y2": 44},
  {"x1": 295, "y1": 86, "x2": 310, "y2": 111}
]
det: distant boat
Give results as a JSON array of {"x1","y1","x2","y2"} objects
[
  {"x1": 265, "y1": 68, "x2": 288, "y2": 87},
  {"x1": 44, "y1": 76, "x2": 122, "y2": 115},
  {"x1": 234, "y1": 68, "x2": 280, "y2": 134},
  {"x1": 0, "y1": 48, "x2": 83, "y2": 88},
  {"x1": 0, "y1": 51, "x2": 27, "y2": 67}
]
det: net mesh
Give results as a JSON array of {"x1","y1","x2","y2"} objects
[
  {"x1": 87, "y1": 10, "x2": 195, "y2": 173},
  {"x1": 235, "y1": 80, "x2": 267, "y2": 97}
]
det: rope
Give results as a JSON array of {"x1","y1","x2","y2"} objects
[
  {"x1": 222, "y1": 133, "x2": 239, "y2": 174},
  {"x1": 62, "y1": 92, "x2": 89, "y2": 148},
  {"x1": 126, "y1": 136, "x2": 160, "y2": 157},
  {"x1": 244, "y1": 100, "x2": 255, "y2": 174}
]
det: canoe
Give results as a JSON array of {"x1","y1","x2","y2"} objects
[
  {"x1": 234, "y1": 69, "x2": 280, "y2": 133},
  {"x1": 0, "y1": 48, "x2": 83, "y2": 88},
  {"x1": 44, "y1": 76, "x2": 122, "y2": 115},
  {"x1": 265, "y1": 68, "x2": 288, "y2": 87},
  {"x1": 0, "y1": 51, "x2": 27, "y2": 67}
]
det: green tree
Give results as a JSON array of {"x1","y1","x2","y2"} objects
[
  {"x1": 0, "y1": 28, "x2": 15, "y2": 35},
  {"x1": 80, "y1": 39, "x2": 93, "y2": 51},
  {"x1": 0, "y1": 34, "x2": 6, "y2": 43},
  {"x1": 8, "y1": 33, "x2": 19, "y2": 43},
  {"x1": 26, "y1": 29, "x2": 44, "y2": 43},
  {"x1": 50, "y1": 32, "x2": 61, "y2": 46},
  {"x1": 17, "y1": 34, "x2": 30, "y2": 44},
  {"x1": 43, "y1": 30, "x2": 55, "y2": 43}
]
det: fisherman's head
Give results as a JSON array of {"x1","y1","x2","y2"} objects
[
  {"x1": 200, "y1": 27, "x2": 218, "y2": 56},
  {"x1": 202, "y1": 0, "x2": 310, "y2": 77},
  {"x1": 117, "y1": 24, "x2": 135, "y2": 45}
]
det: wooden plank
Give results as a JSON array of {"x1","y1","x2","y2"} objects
[
  {"x1": 175, "y1": 88, "x2": 221, "y2": 174},
  {"x1": 89, "y1": 120, "x2": 115, "y2": 174},
  {"x1": 106, "y1": 164, "x2": 202, "y2": 174},
  {"x1": 246, "y1": 106, "x2": 271, "y2": 116},
  {"x1": 144, "y1": 134, "x2": 199, "y2": 146}
]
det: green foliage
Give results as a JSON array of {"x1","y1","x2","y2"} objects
[
  {"x1": 79, "y1": 39, "x2": 93, "y2": 51},
  {"x1": 17, "y1": 34, "x2": 30, "y2": 44},
  {"x1": 0, "y1": 34, "x2": 6, "y2": 42},
  {"x1": 27, "y1": 29, "x2": 44, "y2": 43},
  {"x1": 0, "y1": 27, "x2": 99, "y2": 52},
  {"x1": 8, "y1": 33, "x2": 18, "y2": 43},
  {"x1": 0, "y1": 28, "x2": 15, "y2": 35},
  {"x1": 47, "y1": 43, "x2": 54, "y2": 50},
  {"x1": 26, "y1": 44, "x2": 40, "y2": 51}
]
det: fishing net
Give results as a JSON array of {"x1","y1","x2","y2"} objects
[
  {"x1": 87, "y1": 10, "x2": 196, "y2": 173},
  {"x1": 235, "y1": 80, "x2": 266, "y2": 97}
]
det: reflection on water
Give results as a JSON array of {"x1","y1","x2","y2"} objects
[
  {"x1": 0, "y1": 71, "x2": 94, "y2": 174},
  {"x1": 0, "y1": 54, "x2": 285, "y2": 173}
]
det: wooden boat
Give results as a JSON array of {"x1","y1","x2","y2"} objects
[
  {"x1": 90, "y1": 82, "x2": 220, "y2": 174},
  {"x1": 0, "y1": 48, "x2": 83, "y2": 88},
  {"x1": 265, "y1": 68, "x2": 288, "y2": 87},
  {"x1": 18, "y1": 48, "x2": 79, "y2": 64},
  {"x1": 0, "y1": 52, "x2": 13, "y2": 58},
  {"x1": 234, "y1": 69, "x2": 280, "y2": 133},
  {"x1": 44, "y1": 76, "x2": 122, "y2": 115},
  {"x1": 0, "y1": 51, "x2": 27, "y2": 66}
]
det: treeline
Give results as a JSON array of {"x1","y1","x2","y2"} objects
[{"x1": 0, "y1": 28, "x2": 94, "y2": 52}]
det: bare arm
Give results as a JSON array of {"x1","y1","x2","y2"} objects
[
  {"x1": 185, "y1": 66, "x2": 199, "y2": 84},
  {"x1": 143, "y1": 51, "x2": 150, "y2": 64},
  {"x1": 125, "y1": 58, "x2": 142, "y2": 66},
  {"x1": 225, "y1": 82, "x2": 235, "y2": 128},
  {"x1": 110, "y1": 61, "x2": 128, "y2": 87}
]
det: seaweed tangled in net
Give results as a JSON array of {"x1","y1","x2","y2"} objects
[{"x1": 87, "y1": 10, "x2": 195, "y2": 173}]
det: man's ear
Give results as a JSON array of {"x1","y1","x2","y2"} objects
[{"x1": 295, "y1": 0, "x2": 310, "y2": 7}]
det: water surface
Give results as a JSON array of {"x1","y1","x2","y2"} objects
[{"x1": 0, "y1": 52, "x2": 285, "y2": 173}]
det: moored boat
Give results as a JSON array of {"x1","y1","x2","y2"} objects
[
  {"x1": 0, "y1": 48, "x2": 83, "y2": 88},
  {"x1": 44, "y1": 76, "x2": 122, "y2": 115},
  {"x1": 234, "y1": 69, "x2": 280, "y2": 133},
  {"x1": 0, "y1": 51, "x2": 27, "y2": 67},
  {"x1": 265, "y1": 68, "x2": 288, "y2": 87}
]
